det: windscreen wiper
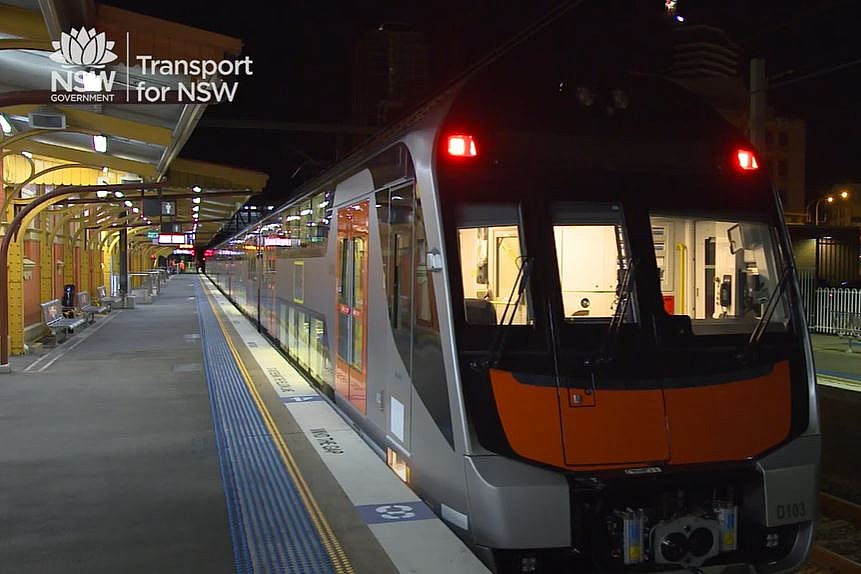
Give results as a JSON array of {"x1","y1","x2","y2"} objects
[
  {"x1": 738, "y1": 265, "x2": 793, "y2": 360},
  {"x1": 483, "y1": 255, "x2": 533, "y2": 369},
  {"x1": 593, "y1": 257, "x2": 638, "y2": 367}
]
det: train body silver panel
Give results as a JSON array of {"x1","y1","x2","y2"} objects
[
  {"x1": 464, "y1": 455, "x2": 570, "y2": 548},
  {"x1": 206, "y1": 78, "x2": 819, "y2": 570}
]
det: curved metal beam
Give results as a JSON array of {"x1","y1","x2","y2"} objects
[{"x1": 1, "y1": 181, "x2": 163, "y2": 368}]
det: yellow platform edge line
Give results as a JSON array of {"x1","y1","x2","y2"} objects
[
  {"x1": 202, "y1": 281, "x2": 356, "y2": 574},
  {"x1": 817, "y1": 374, "x2": 861, "y2": 391}
]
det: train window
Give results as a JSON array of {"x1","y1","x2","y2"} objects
[
  {"x1": 457, "y1": 204, "x2": 532, "y2": 325},
  {"x1": 650, "y1": 214, "x2": 789, "y2": 335},
  {"x1": 551, "y1": 203, "x2": 634, "y2": 322},
  {"x1": 272, "y1": 190, "x2": 331, "y2": 256},
  {"x1": 376, "y1": 184, "x2": 415, "y2": 369}
]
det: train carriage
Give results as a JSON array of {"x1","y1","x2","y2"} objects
[{"x1": 207, "y1": 28, "x2": 819, "y2": 574}]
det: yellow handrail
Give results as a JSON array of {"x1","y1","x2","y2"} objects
[{"x1": 676, "y1": 242, "x2": 687, "y2": 314}]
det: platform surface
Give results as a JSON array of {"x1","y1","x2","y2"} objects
[{"x1": 0, "y1": 275, "x2": 488, "y2": 574}]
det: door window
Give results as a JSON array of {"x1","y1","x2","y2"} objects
[{"x1": 550, "y1": 203, "x2": 634, "y2": 322}]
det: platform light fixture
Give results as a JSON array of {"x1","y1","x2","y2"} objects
[
  {"x1": 96, "y1": 189, "x2": 110, "y2": 199},
  {"x1": 114, "y1": 191, "x2": 124, "y2": 198},
  {"x1": 132, "y1": 207, "x2": 140, "y2": 213},
  {"x1": 123, "y1": 200, "x2": 133, "y2": 207},
  {"x1": 0, "y1": 114, "x2": 13, "y2": 134},
  {"x1": 93, "y1": 134, "x2": 107, "y2": 153},
  {"x1": 192, "y1": 197, "x2": 201, "y2": 204},
  {"x1": 192, "y1": 205, "x2": 199, "y2": 212},
  {"x1": 192, "y1": 185, "x2": 202, "y2": 193},
  {"x1": 102, "y1": 166, "x2": 109, "y2": 174}
]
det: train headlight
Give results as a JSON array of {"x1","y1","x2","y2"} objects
[
  {"x1": 765, "y1": 533, "x2": 779, "y2": 548},
  {"x1": 520, "y1": 556, "x2": 537, "y2": 573}
]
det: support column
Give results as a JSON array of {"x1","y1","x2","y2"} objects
[
  {"x1": 40, "y1": 226, "x2": 53, "y2": 304},
  {"x1": 6, "y1": 203, "x2": 24, "y2": 355},
  {"x1": 118, "y1": 228, "x2": 128, "y2": 295},
  {"x1": 80, "y1": 241, "x2": 90, "y2": 294},
  {"x1": 63, "y1": 221, "x2": 74, "y2": 287},
  {"x1": 103, "y1": 241, "x2": 111, "y2": 290}
]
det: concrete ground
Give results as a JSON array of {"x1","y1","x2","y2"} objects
[
  {"x1": 0, "y1": 275, "x2": 234, "y2": 574},
  {"x1": 811, "y1": 334, "x2": 861, "y2": 504},
  {"x1": 1, "y1": 278, "x2": 858, "y2": 571},
  {"x1": 811, "y1": 333, "x2": 861, "y2": 380}
]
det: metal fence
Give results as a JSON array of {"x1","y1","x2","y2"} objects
[
  {"x1": 810, "y1": 288, "x2": 861, "y2": 336},
  {"x1": 798, "y1": 274, "x2": 861, "y2": 337}
]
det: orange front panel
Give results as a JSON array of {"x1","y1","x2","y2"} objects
[
  {"x1": 665, "y1": 361, "x2": 792, "y2": 464},
  {"x1": 559, "y1": 388, "x2": 669, "y2": 466},
  {"x1": 490, "y1": 369, "x2": 670, "y2": 468},
  {"x1": 489, "y1": 369, "x2": 566, "y2": 467}
]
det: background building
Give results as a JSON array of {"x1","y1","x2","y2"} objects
[
  {"x1": 352, "y1": 23, "x2": 430, "y2": 128},
  {"x1": 668, "y1": 24, "x2": 807, "y2": 216}
]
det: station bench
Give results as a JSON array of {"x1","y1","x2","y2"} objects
[
  {"x1": 96, "y1": 285, "x2": 119, "y2": 312},
  {"x1": 76, "y1": 291, "x2": 109, "y2": 324},
  {"x1": 40, "y1": 299, "x2": 86, "y2": 343}
]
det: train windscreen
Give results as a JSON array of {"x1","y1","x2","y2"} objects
[{"x1": 650, "y1": 214, "x2": 789, "y2": 336}]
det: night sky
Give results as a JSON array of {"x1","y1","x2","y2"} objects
[{"x1": 106, "y1": 0, "x2": 861, "y2": 203}]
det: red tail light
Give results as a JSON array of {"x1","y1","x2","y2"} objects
[
  {"x1": 736, "y1": 149, "x2": 759, "y2": 171},
  {"x1": 447, "y1": 134, "x2": 478, "y2": 157}
]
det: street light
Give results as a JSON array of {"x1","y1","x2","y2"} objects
[{"x1": 807, "y1": 192, "x2": 850, "y2": 225}]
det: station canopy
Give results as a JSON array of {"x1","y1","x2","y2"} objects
[{"x1": 0, "y1": 0, "x2": 267, "y2": 247}]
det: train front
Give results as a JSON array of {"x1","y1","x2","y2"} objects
[{"x1": 433, "y1": 51, "x2": 820, "y2": 574}]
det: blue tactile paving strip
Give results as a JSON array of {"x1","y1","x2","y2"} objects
[{"x1": 196, "y1": 284, "x2": 336, "y2": 574}]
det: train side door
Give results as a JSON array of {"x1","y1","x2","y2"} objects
[
  {"x1": 376, "y1": 184, "x2": 415, "y2": 452},
  {"x1": 336, "y1": 200, "x2": 369, "y2": 413}
]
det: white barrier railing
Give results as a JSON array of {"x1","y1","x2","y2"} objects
[{"x1": 808, "y1": 287, "x2": 861, "y2": 336}]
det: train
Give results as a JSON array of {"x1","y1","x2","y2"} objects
[{"x1": 206, "y1": 23, "x2": 820, "y2": 574}]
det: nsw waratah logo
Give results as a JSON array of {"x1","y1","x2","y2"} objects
[{"x1": 49, "y1": 27, "x2": 118, "y2": 67}]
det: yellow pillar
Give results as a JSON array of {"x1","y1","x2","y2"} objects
[
  {"x1": 80, "y1": 248, "x2": 90, "y2": 294},
  {"x1": 6, "y1": 203, "x2": 24, "y2": 355},
  {"x1": 63, "y1": 235, "x2": 74, "y2": 286},
  {"x1": 40, "y1": 227, "x2": 53, "y2": 302},
  {"x1": 103, "y1": 245, "x2": 111, "y2": 289}
]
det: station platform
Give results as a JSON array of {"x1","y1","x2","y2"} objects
[{"x1": 0, "y1": 275, "x2": 488, "y2": 574}]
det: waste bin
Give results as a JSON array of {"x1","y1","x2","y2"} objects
[
  {"x1": 62, "y1": 284, "x2": 76, "y2": 307},
  {"x1": 62, "y1": 284, "x2": 76, "y2": 318}
]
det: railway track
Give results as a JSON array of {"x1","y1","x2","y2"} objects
[{"x1": 809, "y1": 493, "x2": 861, "y2": 574}]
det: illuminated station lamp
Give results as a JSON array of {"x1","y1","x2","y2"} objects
[{"x1": 157, "y1": 233, "x2": 187, "y2": 245}]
